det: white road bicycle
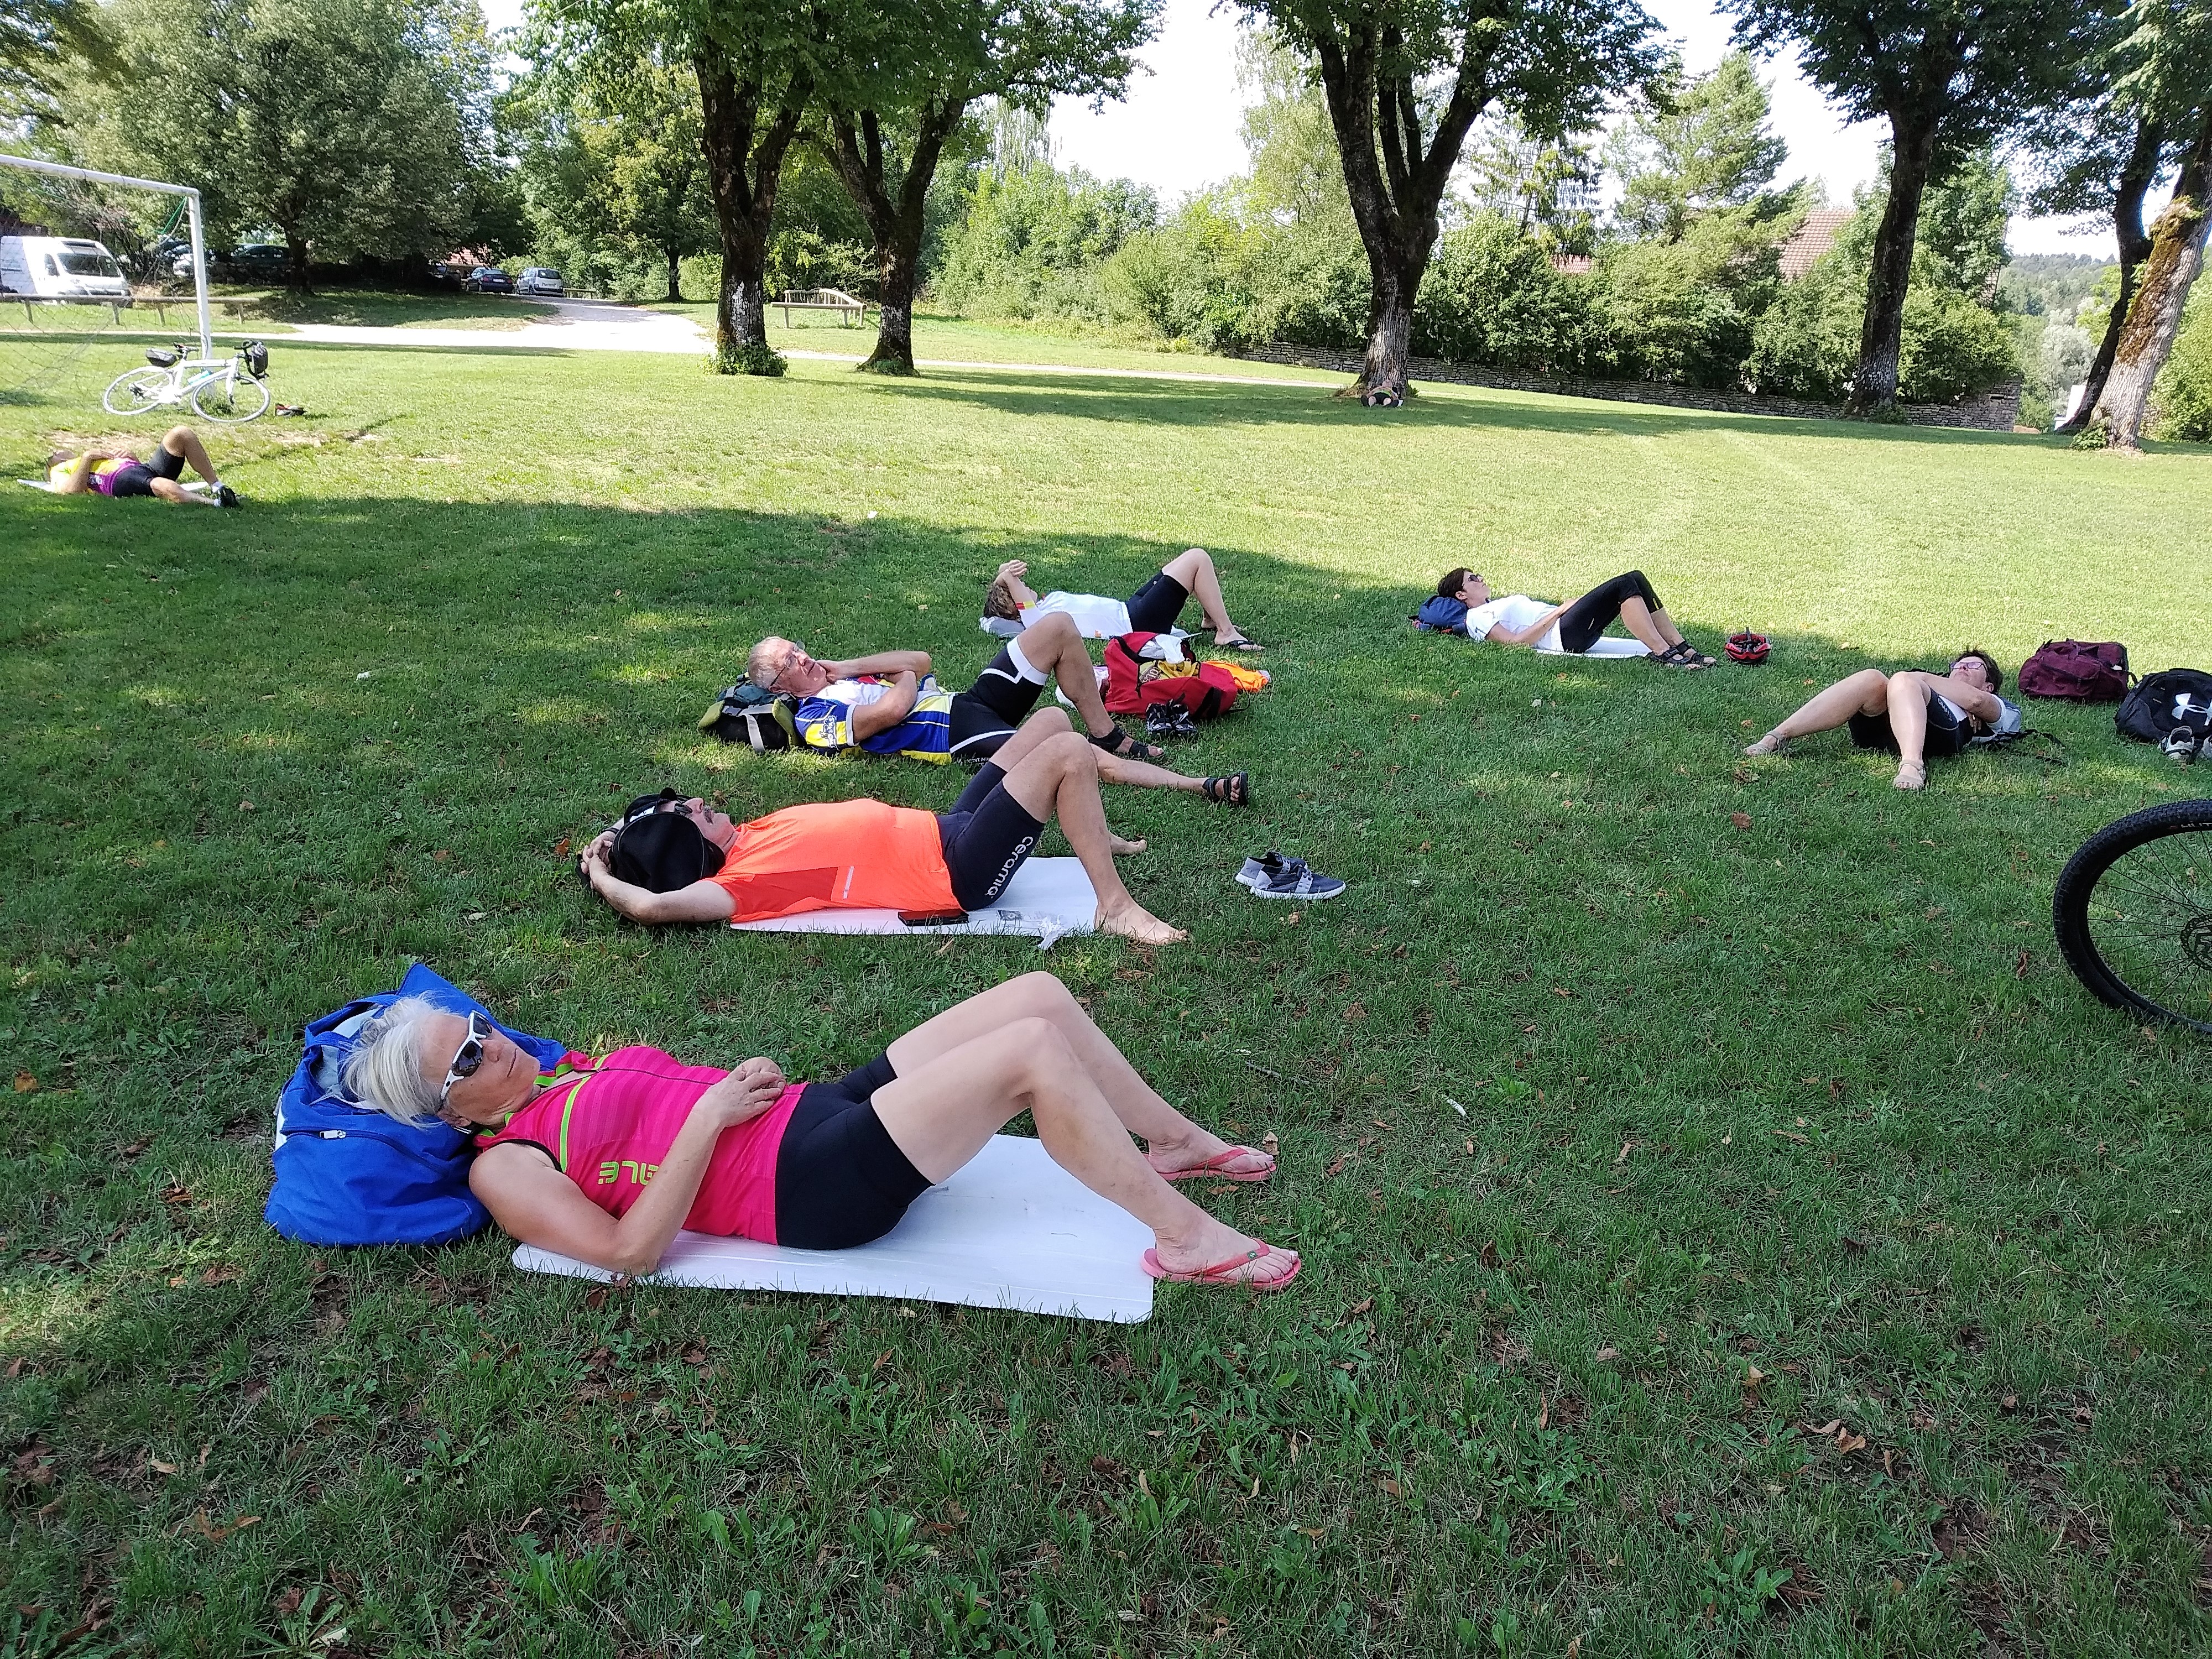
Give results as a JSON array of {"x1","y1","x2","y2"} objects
[{"x1": 103, "y1": 339, "x2": 272, "y2": 422}]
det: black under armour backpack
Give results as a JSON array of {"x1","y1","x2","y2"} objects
[{"x1": 2114, "y1": 668, "x2": 2212, "y2": 745}]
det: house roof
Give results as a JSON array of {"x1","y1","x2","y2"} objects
[
  {"x1": 1779, "y1": 209, "x2": 1853, "y2": 279},
  {"x1": 1548, "y1": 253, "x2": 1593, "y2": 275}
]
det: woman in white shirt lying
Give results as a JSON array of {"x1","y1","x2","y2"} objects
[
  {"x1": 1436, "y1": 567, "x2": 1715, "y2": 667},
  {"x1": 1743, "y1": 649, "x2": 2023, "y2": 790},
  {"x1": 985, "y1": 548, "x2": 1263, "y2": 650}
]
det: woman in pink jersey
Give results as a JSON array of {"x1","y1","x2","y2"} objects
[{"x1": 341, "y1": 973, "x2": 1297, "y2": 1291}]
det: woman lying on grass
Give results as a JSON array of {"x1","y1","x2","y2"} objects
[
  {"x1": 342, "y1": 973, "x2": 1297, "y2": 1290},
  {"x1": 1743, "y1": 650, "x2": 2021, "y2": 790},
  {"x1": 984, "y1": 548, "x2": 1264, "y2": 650},
  {"x1": 46, "y1": 424, "x2": 237, "y2": 507},
  {"x1": 1436, "y1": 567, "x2": 1714, "y2": 666}
]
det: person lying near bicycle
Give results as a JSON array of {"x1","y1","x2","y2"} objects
[
  {"x1": 747, "y1": 628, "x2": 1253, "y2": 805},
  {"x1": 582, "y1": 708, "x2": 1192, "y2": 946},
  {"x1": 1434, "y1": 567, "x2": 1713, "y2": 666},
  {"x1": 46, "y1": 425, "x2": 237, "y2": 508},
  {"x1": 1743, "y1": 649, "x2": 2022, "y2": 790},
  {"x1": 983, "y1": 548, "x2": 1264, "y2": 650},
  {"x1": 340, "y1": 972, "x2": 1295, "y2": 1290}
]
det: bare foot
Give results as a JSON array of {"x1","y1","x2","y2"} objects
[
  {"x1": 1107, "y1": 831, "x2": 1147, "y2": 857},
  {"x1": 1743, "y1": 731, "x2": 1787, "y2": 756},
  {"x1": 1893, "y1": 761, "x2": 1926, "y2": 791},
  {"x1": 1095, "y1": 897, "x2": 1187, "y2": 945},
  {"x1": 1151, "y1": 1218, "x2": 1300, "y2": 1285},
  {"x1": 1145, "y1": 1130, "x2": 1273, "y2": 1180}
]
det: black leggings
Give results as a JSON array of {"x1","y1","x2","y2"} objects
[
  {"x1": 935, "y1": 763, "x2": 1047, "y2": 909},
  {"x1": 946, "y1": 645, "x2": 1050, "y2": 759},
  {"x1": 774, "y1": 1052, "x2": 929, "y2": 1250},
  {"x1": 1553, "y1": 570, "x2": 1664, "y2": 654}
]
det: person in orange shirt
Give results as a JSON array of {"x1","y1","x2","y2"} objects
[{"x1": 580, "y1": 711, "x2": 1188, "y2": 945}]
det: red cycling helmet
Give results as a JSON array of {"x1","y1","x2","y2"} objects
[{"x1": 1725, "y1": 630, "x2": 1770, "y2": 664}]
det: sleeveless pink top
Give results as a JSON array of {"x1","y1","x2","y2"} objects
[{"x1": 479, "y1": 1046, "x2": 804, "y2": 1244}]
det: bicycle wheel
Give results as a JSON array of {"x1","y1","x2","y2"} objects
[
  {"x1": 192, "y1": 369, "x2": 271, "y2": 423},
  {"x1": 103, "y1": 366, "x2": 174, "y2": 416},
  {"x1": 2052, "y1": 796, "x2": 2212, "y2": 1032}
]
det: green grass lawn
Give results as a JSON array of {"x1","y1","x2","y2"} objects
[
  {"x1": 4, "y1": 330, "x2": 2211, "y2": 1658},
  {"x1": 130, "y1": 286, "x2": 552, "y2": 333},
  {"x1": 645, "y1": 301, "x2": 1340, "y2": 380}
]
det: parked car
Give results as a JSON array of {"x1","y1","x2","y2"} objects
[
  {"x1": 225, "y1": 243, "x2": 291, "y2": 278},
  {"x1": 0, "y1": 235, "x2": 132, "y2": 300},
  {"x1": 515, "y1": 266, "x2": 565, "y2": 296},
  {"x1": 464, "y1": 265, "x2": 515, "y2": 294},
  {"x1": 137, "y1": 237, "x2": 190, "y2": 279},
  {"x1": 424, "y1": 261, "x2": 465, "y2": 290}
]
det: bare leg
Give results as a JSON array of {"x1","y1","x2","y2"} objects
[
  {"x1": 869, "y1": 1019, "x2": 1295, "y2": 1284},
  {"x1": 996, "y1": 732, "x2": 1185, "y2": 943},
  {"x1": 162, "y1": 426, "x2": 220, "y2": 483},
  {"x1": 884, "y1": 973, "x2": 1271, "y2": 1177},
  {"x1": 1160, "y1": 547, "x2": 1246, "y2": 643},
  {"x1": 1745, "y1": 668, "x2": 1889, "y2": 754},
  {"x1": 1885, "y1": 671, "x2": 1932, "y2": 788},
  {"x1": 1092, "y1": 748, "x2": 1209, "y2": 796},
  {"x1": 1615, "y1": 596, "x2": 1674, "y2": 653},
  {"x1": 1016, "y1": 611, "x2": 1120, "y2": 739},
  {"x1": 987, "y1": 712, "x2": 1145, "y2": 853}
]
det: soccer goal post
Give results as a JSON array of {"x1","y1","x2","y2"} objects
[{"x1": 0, "y1": 152, "x2": 212, "y2": 358}]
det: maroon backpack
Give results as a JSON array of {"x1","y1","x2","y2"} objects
[{"x1": 2019, "y1": 640, "x2": 2130, "y2": 702}]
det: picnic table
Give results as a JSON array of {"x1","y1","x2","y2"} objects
[{"x1": 776, "y1": 287, "x2": 873, "y2": 326}]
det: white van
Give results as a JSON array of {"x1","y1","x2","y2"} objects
[{"x1": 0, "y1": 235, "x2": 132, "y2": 300}]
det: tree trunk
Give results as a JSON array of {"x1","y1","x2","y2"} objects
[
  {"x1": 1849, "y1": 118, "x2": 1937, "y2": 415},
  {"x1": 695, "y1": 44, "x2": 807, "y2": 371},
  {"x1": 665, "y1": 245, "x2": 682, "y2": 304},
  {"x1": 823, "y1": 97, "x2": 966, "y2": 375},
  {"x1": 1307, "y1": 24, "x2": 1492, "y2": 401},
  {"x1": 1358, "y1": 248, "x2": 1419, "y2": 396},
  {"x1": 284, "y1": 227, "x2": 312, "y2": 295},
  {"x1": 2060, "y1": 118, "x2": 2162, "y2": 432},
  {"x1": 2090, "y1": 111, "x2": 2211, "y2": 451}
]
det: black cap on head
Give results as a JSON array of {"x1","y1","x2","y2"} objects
[{"x1": 609, "y1": 799, "x2": 726, "y2": 892}]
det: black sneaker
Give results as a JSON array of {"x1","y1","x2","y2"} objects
[
  {"x1": 1146, "y1": 703, "x2": 1198, "y2": 740},
  {"x1": 215, "y1": 483, "x2": 241, "y2": 509}
]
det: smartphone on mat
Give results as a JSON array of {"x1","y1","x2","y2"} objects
[{"x1": 898, "y1": 908, "x2": 969, "y2": 928}]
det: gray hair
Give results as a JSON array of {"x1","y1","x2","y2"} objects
[
  {"x1": 341, "y1": 994, "x2": 450, "y2": 1125},
  {"x1": 747, "y1": 637, "x2": 791, "y2": 690}
]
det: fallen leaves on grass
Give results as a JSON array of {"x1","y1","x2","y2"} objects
[
  {"x1": 1730, "y1": 812, "x2": 1753, "y2": 829},
  {"x1": 13, "y1": 1072, "x2": 35, "y2": 1093},
  {"x1": 188, "y1": 1510, "x2": 260, "y2": 1543}
]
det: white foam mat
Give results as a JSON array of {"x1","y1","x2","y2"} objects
[
  {"x1": 1535, "y1": 636, "x2": 1652, "y2": 658},
  {"x1": 512, "y1": 1133, "x2": 1155, "y2": 1322},
  {"x1": 729, "y1": 856, "x2": 1096, "y2": 948}
]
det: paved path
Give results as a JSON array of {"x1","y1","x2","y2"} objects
[{"x1": 70, "y1": 295, "x2": 1344, "y2": 388}]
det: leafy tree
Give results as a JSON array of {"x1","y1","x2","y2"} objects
[
  {"x1": 1605, "y1": 50, "x2": 1791, "y2": 242},
  {"x1": 1, "y1": 0, "x2": 113, "y2": 122},
  {"x1": 1587, "y1": 198, "x2": 1798, "y2": 385},
  {"x1": 507, "y1": 49, "x2": 714, "y2": 300},
  {"x1": 1231, "y1": 0, "x2": 1666, "y2": 397},
  {"x1": 1725, "y1": 0, "x2": 2105, "y2": 414},
  {"x1": 66, "y1": 0, "x2": 501, "y2": 289},
  {"x1": 2151, "y1": 285, "x2": 2210, "y2": 437},
  {"x1": 1412, "y1": 211, "x2": 1590, "y2": 367},
  {"x1": 813, "y1": 0, "x2": 1154, "y2": 374},
  {"x1": 931, "y1": 144, "x2": 1156, "y2": 321},
  {"x1": 538, "y1": 0, "x2": 823, "y2": 372},
  {"x1": 1236, "y1": 25, "x2": 1349, "y2": 225},
  {"x1": 1462, "y1": 113, "x2": 1602, "y2": 254},
  {"x1": 2081, "y1": 0, "x2": 2212, "y2": 450}
]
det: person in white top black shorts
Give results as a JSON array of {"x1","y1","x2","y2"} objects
[
  {"x1": 1743, "y1": 649, "x2": 2024, "y2": 790},
  {"x1": 1436, "y1": 567, "x2": 1716, "y2": 667},
  {"x1": 984, "y1": 548, "x2": 1263, "y2": 650}
]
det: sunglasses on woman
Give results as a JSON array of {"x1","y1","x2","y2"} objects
[{"x1": 439, "y1": 1010, "x2": 491, "y2": 1109}]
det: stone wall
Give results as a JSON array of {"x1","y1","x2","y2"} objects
[{"x1": 1234, "y1": 343, "x2": 2024, "y2": 432}]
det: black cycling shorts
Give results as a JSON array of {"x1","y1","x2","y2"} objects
[
  {"x1": 946, "y1": 645, "x2": 1050, "y2": 758},
  {"x1": 103, "y1": 447, "x2": 182, "y2": 499},
  {"x1": 935, "y1": 762, "x2": 1047, "y2": 909},
  {"x1": 774, "y1": 1051, "x2": 929, "y2": 1250},
  {"x1": 1849, "y1": 685, "x2": 1969, "y2": 758},
  {"x1": 1552, "y1": 570, "x2": 1663, "y2": 654},
  {"x1": 1125, "y1": 568, "x2": 1190, "y2": 635}
]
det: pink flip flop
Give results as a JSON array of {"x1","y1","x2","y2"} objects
[
  {"x1": 1140, "y1": 1242, "x2": 1301, "y2": 1291},
  {"x1": 1151, "y1": 1146, "x2": 1274, "y2": 1183}
]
